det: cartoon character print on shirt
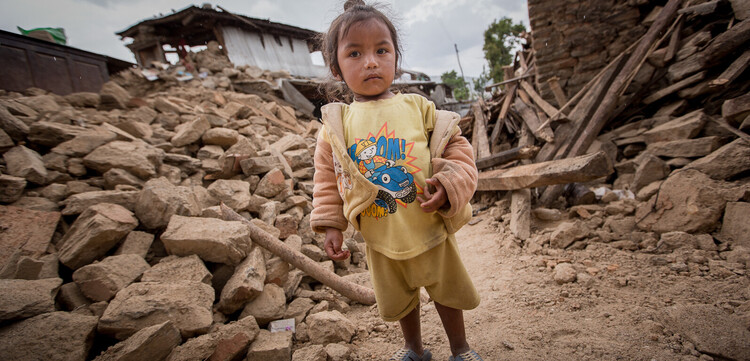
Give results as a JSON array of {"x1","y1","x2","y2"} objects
[
  {"x1": 348, "y1": 123, "x2": 421, "y2": 218},
  {"x1": 331, "y1": 152, "x2": 352, "y2": 197}
]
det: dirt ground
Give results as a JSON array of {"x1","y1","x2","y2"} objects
[{"x1": 340, "y1": 211, "x2": 750, "y2": 361}]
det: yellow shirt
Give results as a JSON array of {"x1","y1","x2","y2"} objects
[{"x1": 341, "y1": 93, "x2": 448, "y2": 259}]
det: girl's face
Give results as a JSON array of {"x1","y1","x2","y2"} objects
[{"x1": 335, "y1": 18, "x2": 396, "y2": 102}]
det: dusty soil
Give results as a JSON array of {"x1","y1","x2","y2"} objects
[{"x1": 340, "y1": 212, "x2": 750, "y2": 361}]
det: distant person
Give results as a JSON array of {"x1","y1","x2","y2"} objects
[{"x1": 310, "y1": 1, "x2": 482, "y2": 360}]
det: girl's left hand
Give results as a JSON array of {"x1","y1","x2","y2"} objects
[{"x1": 417, "y1": 178, "x2": 447, "y2": 213}]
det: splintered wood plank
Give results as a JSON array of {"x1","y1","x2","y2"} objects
[
  {"x1": 510, "y1": 188, "x2": 531, "y2": 240},
  {"x1": 470, "y1": 102, "x2": 491, "y2": 159},
  {"x1": 643, "y1": 71, "x2": 706, "y2": 104},
  {"x1": 477, "y1": 151, "x2": 613, "y2": 191},
  {"x1": 520, "y1": 80, "x2": 560, "y2": 118},
  {"x1": 475, "y1": 145, "x2": 539, "y2": 170},
  {"x1": 709, "y1": 49, "x2": 750, "y2": 87},
  {"x1": 547, "y1": 76, "x2": 568, "y2": 108},
  {"x1": 514, "y1": 97, "x2": 554, "y2": 143}
]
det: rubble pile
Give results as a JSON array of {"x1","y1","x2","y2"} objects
[
  {"x1": 467, "y1": 1, "x2": 749, "y2": 269},
  {"x1": 0, "y1": 49, "x2": 369, "y2": 360}
]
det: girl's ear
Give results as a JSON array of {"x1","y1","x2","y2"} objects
[{"x1": 331, "y1": 67, "x2": 342, "y2": 81}]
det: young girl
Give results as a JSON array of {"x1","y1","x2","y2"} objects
[{"x1": 311, "y1": 1, "x2": 483, "y2": 360}]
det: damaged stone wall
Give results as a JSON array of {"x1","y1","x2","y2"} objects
[{"x1": 528, "y1": 0, "x2": 648, "y2": 105}]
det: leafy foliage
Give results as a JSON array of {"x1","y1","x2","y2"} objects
[
  {"x1": 441, "y1": 70, "x2": 470, "y2": 101},
  {"x1": 483, "y1": 17, "x2": 526, "y2": 83}
]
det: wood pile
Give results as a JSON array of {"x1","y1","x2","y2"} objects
[{"x1": 466, "y1": 0, "x2": 750, "y2": 241}]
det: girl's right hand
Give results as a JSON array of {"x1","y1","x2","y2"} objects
[{"x1": 324, "y1": 228, "x2": 350, "y2": 261}]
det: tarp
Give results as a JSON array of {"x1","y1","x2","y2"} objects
[{"x1": 17, "y1": 26, "x2": 67, "y2": 45}]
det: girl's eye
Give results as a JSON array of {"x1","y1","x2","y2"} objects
[
  {"x1": 349, "y1": 51, "x2": 360, "y2": 57},
  {"x1": 377, "y1": 48, "x2": 388, "y2": 54}
]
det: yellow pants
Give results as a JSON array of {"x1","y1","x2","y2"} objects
[{"x1": 366, "y1": 234, "x2": 480, "y2": 321}]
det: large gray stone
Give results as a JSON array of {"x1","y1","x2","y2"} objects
[
  {"x1": 161, "y1": 215, "x2": 252, "y2": 265},
  {"x1": 0, "y1": 311, "x2": 98, "y2": 361},
  {"x1": 635, "y1": 169, "x2": 747, "y2": 234},
  {"x1": 3, "y1": 145, "x2": 47, "y2": 185},
  {"x1": 219, "y1": 246, "x2": 266, "y2": 314},
  {"x1": 60, "y1": 190, "x2": 139, "y2": 216},
  {"x1": 141, "y1": 255, "x2": 212, "y2": 284},
  {"x1": 83, "y1": 140, "x2": 165, "y2": 180},
  {"x1": 306, "y1": 310, "x2": 356, "y2": 344},
  {"x1": 73, "y1": 254, "x2": 150, "y2": 302},
  {"x1": 239, "y1": 283, "x2": 286, "y2": 327},
  {"x1": 659, "y1": 304, "x2": 750, "y2": 361},
  {"x1": 166, "y1": 316, "x2": 259, "y2": 361},
  {"x1": 134, "y1": 177, "x2": 202, "y2": 230},
  {"x1": 98, "y1": 281, "x2": 214, "y2": 340},
  {"x1": 683, "y1": 138, "x2": 750, "y2": 180},
  {"x1": 58, "y1": 203, "x2": 139, "y2": 270},
  {"x1": 93, "y1": 321, "x2": 181, "y2": 361},
  {"x1": 0, "y1": 278, "x2": 62, "y2": 321}
]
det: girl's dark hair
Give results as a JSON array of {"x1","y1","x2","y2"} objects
[{"x1": 318, "y1": 0, "x2": 402, "y2": 101}]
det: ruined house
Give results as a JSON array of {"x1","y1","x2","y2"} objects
[{"x1": 116, "y1": 4, "x2": 325, "y2": 78}]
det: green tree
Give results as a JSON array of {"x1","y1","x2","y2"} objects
[
  {"x1": 441, "y1": 70, "x2": 470, "y2": 101},
  {"x1": 473, "y1": 66, "x2": 492, "y2": 96},
  {"x1": 483, "y1": 17, "x2": 526, "y2": 83}
]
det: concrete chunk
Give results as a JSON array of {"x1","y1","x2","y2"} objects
[
  {"x1": 166, "y1": 316, "x2": 259, "y2": 361},
  {"x1": 141, "y1": 255, "x2": 212, "y2": 284},
  {"x1": 246, "y1": 330, "x2": 293, "y2": 361},
  {"x1": 58, "y1": 203, "x2": 139, "y2": 270},
  {"x1": 306, "y1": 310, "x2": 356, "y2": 344},
  {"x1": 207, "y1": 179, "x2": 252, "y2": 211},
  {"x1": 73, "y1": 254, "x2": 150, "y2": 302},
  {"x1": 98, "y1": 281, "x2": 214, "y2": 340},
  {"x1": 219, "y1": 246, "x2": 266, "y2": 314},
  {"x1": 631, "y1": 154, "x2": 670, "y2": 192},
  {"x1": 134, "y1": 177, "x2": 202, "y2": 230},
  {"x1": 171, "y1": 116, "x2": 210, "y2": 147},
  {"x1": 161, "y1": 215, "x2": 252, "y2": 265},
  {"x1": 84, "y1": 140, "x2": 165, "y2": 180},
  {"x1": 239, "y1": 283, "x2": 286, "y2": 327}
]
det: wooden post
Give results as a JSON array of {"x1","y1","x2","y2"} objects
[
  {"x1": 547, "y1": 76, "x2": 568, "y2": 108},
  {"x1": 471, "y1": 102, "x2": 491, "y2": 159}
]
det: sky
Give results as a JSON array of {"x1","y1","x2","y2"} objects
[{"x1": 0, "y1": 0, "x2": 529, "y2": 79}]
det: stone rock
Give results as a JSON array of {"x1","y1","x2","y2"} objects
[
  {"x1": 166, "y1": 316, "x2": 259, "y2": 361},
  {"x1": 271, "y1": 133, "x2": 307, "y2": 153},
  {"x1": 0, "y1": 105, "x2": 30, "y2": 141},
  {"x1": 28, "y1": 121, "x2": 84, "y2": 147},
  {"x1": 98, "y1": 281, "x2": 214, "y2": 340},
  {"x1": 202, "y1": 128, "x2": 239, "y2": 147},
  {"x1": 604, "y1": 216, "x2": 636, "y2": 237},
  {"x1": 218, "y1": 246, "x2": 266, "y2": 314},
  {"x1": 325, "y1": 343, "x2": 352, "y2": 361},
  {"x1": 73, "y1": 254, "x2": 150, "y2": 302},
  {"x1": 0, "y1": 174, "x2": 27, "y2": 203},
  {"x1": 301, "y1": 244, "x2": 327, "y2": 262},
  {"x1": 84, "y1": 140, "x2": 165, "y2": 180},
  {"x1": 259, "y1": 201, "x2": 279, "y2": 224},
  {"x1": 171, "y1": 116, "x2": 210, "y2": 147},
  {"x1": 0, "y1": 311, "x2": 98, "y2": 361},
  {"x1": 657, "y1": 231, "x2": 697, "y2": 252},
  {"x1": 3, "y1": 145, "x2": 47, "y2": 185},
  {"x1": 56, "y1": 282, "x2": 91, "y2": 311},
  {"x1": 306, "y1": 310, "x2": 356, "y2": 344},
  {"x1": 635, "y1": 169, "x2": 746, "y2": 234},
  {"x1": 163, "y1": 153, "x2": 203, "y2": 174},
  {"x1": 553, "y1": 263, "x2": 577, "y2": 284},
  {"x1": 246, "y1": 330, "x2": 293, "y2": 361},
  {"x1": 207, "y1": 179, "x2": 252, "y2": 211},
  {"x1": 642, "y1": 110, "x2": 706, "y2": 144},
  {"x1": 58, "y1": 203, "x2": 139, "y2": 270},
  {"x1": 93, "y1": 321, "x2": 181, "y2": 361},
  {"x1": 646, "y1": 136, "x2": 722, "y2": 158},
  {"x1": 61, "y1": 190, "x2": 139, "y2": 216},
  {"x1": 197, "y1": 145, "x2": 224, "y2": 160},
  {"x1": 0, "y1": 206, "x2": 59, "y2": 274},
  {"x1": 683, "y1": 139, "x2": 750, "y2": 180},
  {"x1": 0, "y1": 129, "x2": 13, "y2": 152},
  {"x1": 141, "y1": 255, "x2": 212, "y2": 284},
  {"x1": 239, "y1": 283, "x2": 286, "y2": 326},
  {"x1": 114, "y1": 231, "x2": 154, "y2": 258},
  {"x1": 161, "y1": 215, "x2": 252, "y2": 265},
  {"x1": 52, "y1": 127, "x2": 117, "y2": 157},
  {"x1": 550, "y1": 220, "x2": 590, "y2": 249},
  {"x1": 65, "y1": 92, "x2": 100, "y2": 108},
  {"x1": 283, "y1": 148, "x2": 313, "y2": 170},
  {"x1": 112, "y1": 117, "x2": 153, "y2": 139},
  {"x1": 103, "y1": 168, "x2": 145, "y2": 189},
  {"x1": 659, "y1": 304, "x2": 750, "y2": 361},
  {"x1": 265, "y1": 256, "x2": 290, "y2": 286},
  {"x1": 0, "y1": 278, "x2": 62, "y2": 321},
  {"x1": 719, "y1": 202, "x2": 750, "y2": 248},
  {"x1": 532, "y1": 207, "x2": 562, "y2": 221},
  {"x1": 240, "y1": 155, "x2": 284, "y2": 176},
  {"x1": 292, "y1": 344, "x2": 327, "y2": 361},
  {"x1": 12, "y1": 196, "x2": 60, "y2": 212},
  {"x1": 255, "y1": 168, "x2": 288, "y2": 198},
  {"x1": 636, "y1": 181, "x2": 662, "y2": 201},
  {"x1": 134, "y1": 177, "x2": 202, "y2": 229},
  {"x1": 631, "y1": 154, "x2": 670, "y2": 192},
  {"x1": 274, "y1": 213, "x2": 299, "y2": 240},
  {"x1": 284, "y1": 297, "x2": 315, "y2": 325},
  {"x1": 100, "y1": 81, "x2": 131, "y2": 110}
]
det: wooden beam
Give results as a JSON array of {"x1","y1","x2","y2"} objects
[
  {"x1": 510, "y1": 123, "x2": 535, "y2": 241},
  {"x1": 489, "y1": 66, "x2": 518, "y2": 146},
  {"x1": 520, "y1": 80, "x2": 560, "y2": 118},
  {"x1": 514, "y1": 97, "x2": 554, "y2": 143},
  {"x1": 643, "y1": 71, "x2": 706, "y2": 104},
  {"x1": 709, "y1": 49, "x2": 750, "y2": 87},
  {"x1": 484, "y1": 73, "x2": 534, "y2": 90},
  {"x1": 476, "y1": 145, "x2": 539, "y2": 170},
  {"x1": 547, "y1": 76, "x2": 568, "y2": 108},
  {"x1": 664, "y1": 16, "x2": 683, "y2": 63},
  {"x1": 477, "y1": 151, "x2": 613, "y2": 191}
]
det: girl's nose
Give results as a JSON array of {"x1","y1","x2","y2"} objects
[{"x1": 364, "y1": 54, "x2": 378, "y2": 69}]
